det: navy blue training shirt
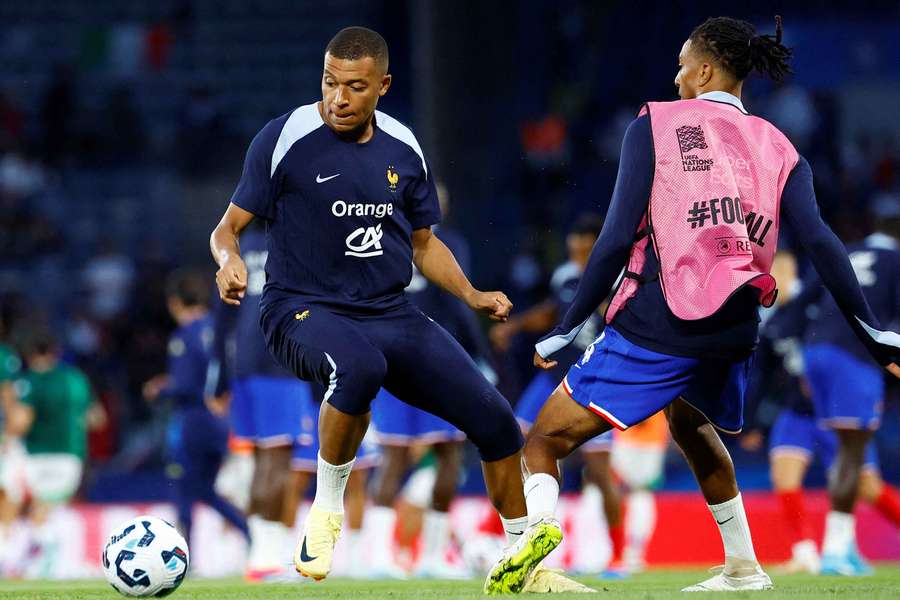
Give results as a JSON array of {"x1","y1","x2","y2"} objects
[
  {"x1": 230, "y1": 103, "x2": 440, "y2": 314},
  {"x1": 536, "y1": 93, "x2": 900, "y2": 367},
  {"x1": 165, "y1": 315, "x2": 213, "y2": 408}
]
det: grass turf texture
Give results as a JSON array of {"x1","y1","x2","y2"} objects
[{"x1": 3, "y1": 566, "x2": 900, "y2": 599}]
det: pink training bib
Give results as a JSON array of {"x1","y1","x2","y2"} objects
[{"x1": 607, "y1": 98, "x2": 799, "y2": 322}]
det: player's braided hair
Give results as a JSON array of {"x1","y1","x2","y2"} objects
[
  {"x1": 326, "y1": 26, "x2": 389, "y2": 70},
  {"x1": 689, "y1": 16, "x2": 792, "y2": 82}
]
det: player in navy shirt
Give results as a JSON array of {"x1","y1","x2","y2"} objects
[
  {"x1": 144, "y1": 270, "x2": 249, "y2": 549},
  {"x1": 210, "y1": 27, "x2": 565, "y2": 591},
  {"x1": 745, "y1": 248, "x2": 900, "y2": 575},
  {"x1": 519, "y1": 17, "x2": 900, "y2": 592},
  {"x1": 779, "y1": 199, "x2": 900, "y2": 574}
]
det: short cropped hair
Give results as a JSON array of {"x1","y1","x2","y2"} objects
[
  {"x1": 325, "y1": 26, "x2": 389, "y2": 71},
  {"x1": 165, "y1": 269, "x2": 210, "y2": 308}
]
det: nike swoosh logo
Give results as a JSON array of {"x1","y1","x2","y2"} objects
[
  {"x1": 316, "y1": 173, "x2": 341, "y2": 183},
  {"x1": 505, "y1": 529, "x2": 524, "y2": 536},
  {"x1": 716, "y1": 516, "x2": 734, "y2": 525},
  {"x1": 299, "y1": 537, "x2": 317, "y2": 562}
]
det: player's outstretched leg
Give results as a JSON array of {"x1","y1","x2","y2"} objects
[{"x1": 666, "y1": 399, "x2": 772, "y2": 592}]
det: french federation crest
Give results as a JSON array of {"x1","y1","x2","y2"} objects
[{"x1": 387, "y1": 166, "x2": 399, "y2": 192}]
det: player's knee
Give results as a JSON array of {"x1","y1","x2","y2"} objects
[
  {"x1": 327, "y1": 354, "x2": 387, "y2": 414},
  {"x1": 468, "y1": 404, "x2": 524, "y2": 462}
]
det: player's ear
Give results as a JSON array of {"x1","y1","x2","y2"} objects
[
  {"x1": 379, "y1": 73, "x2": 392, "y2": 97},
  {"x1": 698, "y1": 61, "x2": 713, "y2": 87}
]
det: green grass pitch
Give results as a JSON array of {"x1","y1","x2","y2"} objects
[{"x1": 3, "y1": 567, "x2": 900, "y2": 599}]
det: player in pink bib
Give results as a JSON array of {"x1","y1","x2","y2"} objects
[{"x1": 511, "y1": 16, "x2": 900, "y2": 593}]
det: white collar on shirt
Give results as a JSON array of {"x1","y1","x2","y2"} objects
[{"x1": 697, "y1": 91, "x2": 748, "y2": 114}]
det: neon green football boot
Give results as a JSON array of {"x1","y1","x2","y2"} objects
[{"x1": 483, "y1": 517, "x2": 563, "y2": 594}]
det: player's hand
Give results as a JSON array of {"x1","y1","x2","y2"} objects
[
  {"x1": 142, "y1": 374, "x2": 170, "y2": 401},
  {"x1": 489, "y1": 322, "x2": 518, "y2": 351},
  {"x1": 216, "y1": 255, "x2": 248, "y2": 305},
  {"x1": 534, "y1": 351, "x2": 558, "y2": 371},
  {"x1": 739, "y1": 429, "x2": 764, "y2": 452},
  {"x1": 205, "y1": 392, "x2": 230, "y2": 417},
  {"x1": 887, "y1": 363, "x2": 900, "y2": 379},
  {"x1": 466, "y1": 290, "x2": 513, "y2": 322}
]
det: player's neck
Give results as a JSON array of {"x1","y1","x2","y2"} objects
[{"x1": 699, "y1": 80, "x2": 743, "y2": 102}]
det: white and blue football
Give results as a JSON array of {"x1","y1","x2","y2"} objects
[{"x1": 102, "y1": 515, "x2": 190, "y2": 597}]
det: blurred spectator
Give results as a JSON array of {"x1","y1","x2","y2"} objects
[{"x1": 81, "y1": 241, "x2": 136, "y2": 321}]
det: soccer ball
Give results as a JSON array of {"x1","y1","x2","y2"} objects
[{"x1": 102, "y1": 515, "x2": 189, "y2": 597}]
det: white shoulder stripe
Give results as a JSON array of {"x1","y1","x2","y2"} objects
[
  {"x1": 856, "y1": 317, "x2": 900, "y2": 350},
  {"x1": 271, "y1": 103, "x2": 323, "y2": 177},
  {"x1": 375, "y1": 110, "x2": 427, "y2": 177}
]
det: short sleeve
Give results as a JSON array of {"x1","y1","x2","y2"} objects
[
  {"x1": 73, "y1": 370, "x2": 95, "y2": 411},
  {"x1": 230, "y1": 120, "x2": 282, "y2": 220},
  {"x1": 405, "y1": 160, "x2": 441, "y2": 230}
]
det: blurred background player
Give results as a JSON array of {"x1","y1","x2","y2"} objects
[
  {"x1": 782, "y1": 196, "x2": 900, "y2": 575},
  {"x1": 752, "y1": 250, "x2": 900, "y2": 575},
  {"x1": 609, "y1": 412, "x2": 668, "y2": 575},
  {"x1": 208, "y1": 219, "x2": 313, "y2": 581},
  {"x1": 368, "y1": 182, "x2": 489, "y2": 580},
  {"x1": 6, "y1": 328, "x2": 105, "y2": 578},
  {"x1": 143, "y1": 269, "x2": 249, "y2": 549},
  {"x1": 490, "y1": 213, "x2": 626, "y2": 576}
]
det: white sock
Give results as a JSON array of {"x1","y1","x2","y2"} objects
[
  {"x1": 708, "y1": 493, "x2": 758, "y2": 568},
  {"x1": 500, "y1": 515, "x2": 529, "y2": 546},
  {"x1": 624, "y1": 490, "x2": 656, "y2": 564},
  {"x1": 344, "y1": 528, "x2": 365, "y2": 576},
  {"x1": 247, "y1": 515, "x2": 267, "y2": 569},
  {"x1": 524, "y1": 473, "x2": 559, "y2": 525},
  {"x1": 247, "y1": 516, "x2": 290, "y2": 570},
  {"x1": 367, "y1": 505, "x2": 397, "y2": 567},
  {"x1": 823, "y1": 511, "x2": 856, "y2": 557},
  {"x1": 421, "y1": 509, "x2": 451, "y2": 562},
  {"x1": 312, "y1": 453, "x2": 355, "y2": 513}
]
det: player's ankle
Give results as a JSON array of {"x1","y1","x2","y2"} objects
[{"x1": 723, "y1": 557, "x2": 761, "y2": 577}]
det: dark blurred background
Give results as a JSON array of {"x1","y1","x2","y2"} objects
[{"x1": 1, "y1": 0, "x2": 898, "y2": 500}]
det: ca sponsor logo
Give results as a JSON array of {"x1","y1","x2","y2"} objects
[{"x1": 345, "y1": 224, "x2": 384, "y2": 258}]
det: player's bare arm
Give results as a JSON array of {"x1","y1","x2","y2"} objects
[
  {"x1": 210, "y1": 202, "x2": 255, "y2": 305},
  {"x1": 411, "y1": 227, "x2": 512, "y2": 321}
]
